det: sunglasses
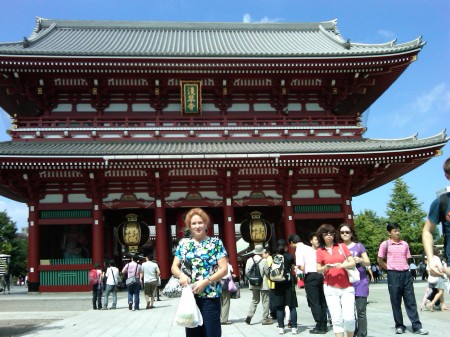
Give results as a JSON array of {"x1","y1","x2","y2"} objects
[
  {"x1": 323, "y1": 231, "x2": 335, "y2": 236},
  {"x1": 340, "y1": 231, "x2": 352, "y2": 235}
]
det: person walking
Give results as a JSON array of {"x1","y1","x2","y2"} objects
[
  {"x1": 142, "y1": 254, "x2": 160, "y2": 309},
  {"x1": 3, "y1": 268, "x2": 11, "y2": 294},
  {"x1": 122, "y1": 254, "x2": 143, "y2": 311},
  {"x1": 423, "y1": 157, "x2": 450, "y2": 279},
  {"x1": 273, "y1": 239, "x2": 299, "y2": 335},
  {"x1": 339, "y1": 223, "x2": 371, "y2": 337},
  {"x1": 425, "y1": 247, "x2": 448, "y2": 311},
  {"x1": 244, "y1": 244, "x2": 271, "y2": 325},
  {"x1": 264, "y1": 246, "x2": 277, "y2": 320},
  {"x1": 220, "y1": 259, "x2": 234, "y2": 325},
  {"x1": 316, "y1": 224, "x2": 356, "y2": 337},
  {"x1": 297, "y1": 232, "x2": 328, "y2": 334},
  {"x1": 90, "y1": 262, "x2": 103, "y2": 310},
  {"x1": 171, "y1": 207, "x2": 228, "y2": 337},
  {"x1": 377, "y1": 222, "x2": 428, "y2": 335},
  {"x1": 102, "y1": 259, "x2": 119, "y2": 310}
]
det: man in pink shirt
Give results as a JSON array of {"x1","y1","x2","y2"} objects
[{"x1": 377, "y1": 222, "x2": 428, "y2": 335}]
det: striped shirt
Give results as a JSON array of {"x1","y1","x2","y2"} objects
[{"x1": 377, "y1": 239, "x2": 411, "y2": 271}]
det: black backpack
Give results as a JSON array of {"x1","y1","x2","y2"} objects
[{"x1": 247, "y1": 257, "x2": 263, "y2": 286}]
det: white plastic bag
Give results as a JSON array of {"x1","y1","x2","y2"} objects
[{"x1": 175, "y1": 286, "x2": 203, "y2": 328}]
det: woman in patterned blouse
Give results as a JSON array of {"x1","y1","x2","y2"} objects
[{"x1": 171, "y1": 208, "x2": 228, "y2": 337}]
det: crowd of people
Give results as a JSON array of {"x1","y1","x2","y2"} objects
[{"x1": 86, "y1": 156, "x2": 450, "y2": 336}]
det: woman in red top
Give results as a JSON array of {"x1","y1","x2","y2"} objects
[{"x1": 316, "y1": 224, "x2": 356, "y2": 337}]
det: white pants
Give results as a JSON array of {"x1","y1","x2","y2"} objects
[{"x1": 324, "y1": 284, "x2": 355, "y2": 334}]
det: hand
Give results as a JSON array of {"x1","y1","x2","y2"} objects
[
  {"x1": 178, "y1": 272, "x2": 190, "y2": 287},
  {"x1": 428, "y1": 264, "x2": 444, "y2": 277},
  {"x1": 192, "y1": 279, "x2": 208, "y2": 294}
]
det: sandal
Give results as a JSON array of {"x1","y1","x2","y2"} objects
[
  {"x1": 441, "y1": 305, "x2": 449, "y2": 311},
  {"x1": 426, "y1": 303, "x2": 434, "y2": 312}
]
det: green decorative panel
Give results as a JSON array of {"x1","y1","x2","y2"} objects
[
  {"x1": 294, "y1": 204, "x2": 342, "y2": 213},
  {"x1": 49, "y1": 258, "x2": 92, "y2": 265},
  {"x1": 40, "y1": 270, "x2": 88, "y2": 286},
  {"x1": 39, "y1": 210, "x2": 92, "y2": 219}
]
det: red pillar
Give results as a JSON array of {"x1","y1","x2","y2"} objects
[
  {"x1": 223, "y1": 197, "x2": 238, "y2": 277},
  {"x1": 155, "y1": 199, "x2": 170, "y2": 279},
  {"x1": 283, "y1": 199, "x2": 296, "y2": 239},
  {"x1": 92, "y1": 201, "x2": 104, "y2": 265},
  {"x1": 27, "y1": 200, "x2": 39, "y2": 292},
  {"x1": 342, "y1": 194, "x2": 355, "y2": 227}
]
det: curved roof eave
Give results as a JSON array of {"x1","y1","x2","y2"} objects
[{"x1": 0, "y1": 17, "x2": 425, "y2": 59}]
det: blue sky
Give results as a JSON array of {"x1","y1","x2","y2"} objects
[{"x1": 0, "y1": 0, "x2": 449, "y2": 229}]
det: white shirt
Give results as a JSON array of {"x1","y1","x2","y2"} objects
[
  {"x1": 297, "y1": 245, "x2": 318, "y2": 274},
  {"x1": 105, "y1": 266, "x2": 120, "y2": 286}
]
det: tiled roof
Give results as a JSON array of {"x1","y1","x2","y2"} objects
[
  {"x1": 0, "y1": 132, "x2": 446, "y2": 158},
  {"x1": 0, "y1": 17, "x2": 424, "y2": 57}
]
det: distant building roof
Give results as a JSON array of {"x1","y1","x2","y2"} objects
[{"x1": 0, "y1": 17, "x2": 424, "y2": 57}]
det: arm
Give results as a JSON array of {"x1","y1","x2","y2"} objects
[
  {"x1": 357, "y1": 251, "x2": 371, "y2": 267},
  {"x1": 171, "y1": 256, "x2": 190, "y2": 287},
  {"x1": 422, "y1": 218, "x2": 444, "y2": 277},
  {"x1": 367, "y1": 266, "x2": 374, "y2": 282},
  {"x1": 316, "y1": 262, "x2": 331, "y2": 274},
  {"x1": 377, "y1": 256, "x2": 387, "y2": 271},
  {"x1": 191, "y1": 256, "x2": 228, "y2": 295}
]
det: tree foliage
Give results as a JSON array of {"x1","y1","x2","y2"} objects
[
  {"x1": 354, "y1": 178, "x2": 429, "y2": 259},
  {"x1": 0, "y1": 210, "x2": 28, "y2": 276},
  {"x1": 354, "y1": 209, "x2": 387, "y2": 262},
  {"x1": 385, "y1": 178, "x2": 427, "y2": 255}
]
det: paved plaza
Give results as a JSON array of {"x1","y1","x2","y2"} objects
[{"x1": 0, "y1": 280, "x2": 449, "y2": 336}]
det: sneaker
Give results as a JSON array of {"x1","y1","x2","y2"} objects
[
  {"x1": 292, "y1": 327, "x2": 298, "y2": 334},
  {"x1": 278, "y1": 328, "x2": 285, "y2": 334},
  {"x1": 309, "y1": 328, "x2": 327, "y2": 334},
  {"x1": 128, "y1": 302, "x2": 133, "y2": 310},
  {"x1": 413, "y1": 329, "x2": 428, "y2": 335},
  {"x1": 101, "y1": 306, "x2": 108, "y2": 310},
  {"x1": 262, "y1": 319, "x2": 273, "y2": 325},
  {"x1": 245, "y1": 316, "x2": 252, "y2": 325},
  {"x1": 396, "y1": 327, "x2": 405, "y2": 334},
  {"x1": 110, "y1": 306, "x2": 116, "y2": 310},
  {"x1": 132, "y1": 308, "x2": 136, "y2": 311}
]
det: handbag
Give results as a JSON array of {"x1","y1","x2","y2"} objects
[
  {"x1": 175, "y1": 286, "x2": 203, "y2": 328},
  {"x1": 339, "y1": 244, "x2": 360, "y2": 283},
  {"x1": 227, "y1": 277, "x2": 237, "y2": 293},
  {"x1": 125, "y1": 263, "x2": 139, "y2": 287}
]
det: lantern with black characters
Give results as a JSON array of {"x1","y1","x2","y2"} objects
[
  {"x1": 239, "y1": 211, "x2": 272, "y2": 244},
  {"x1": 117, "y1": 213, "x2": 150, "y2": 253}
]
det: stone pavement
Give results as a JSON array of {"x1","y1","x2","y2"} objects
[{"x1": 0, "y1": 280, "x2": 449, "y2": 336}]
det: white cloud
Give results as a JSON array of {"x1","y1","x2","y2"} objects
[
  {"x1": 387, "y1": 83, "x2": 450, "y2": 134},
  {"x1": 242, "y1": 13, "x2": 282, "y2": 23},
  {"x1": 377, "y1": 29, "x2": 395, "y2": 40}
]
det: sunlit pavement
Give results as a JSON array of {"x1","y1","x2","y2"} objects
[{"x1": 1, "y1": 280, "x2": 448, "y2": 336}]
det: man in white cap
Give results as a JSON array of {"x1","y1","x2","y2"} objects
[{"x1": 244, "y1": 244, "x2": 272, "y2": 325}]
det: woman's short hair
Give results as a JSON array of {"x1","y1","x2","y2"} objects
[
  {"x1": 316, "y1": 224, "x2": 338, "y2": 247},
  {"x1": 184, "y1": 208, "x2": 211, "y2": 230}
]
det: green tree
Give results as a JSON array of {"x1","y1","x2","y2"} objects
[
  {"x1": 385, "y1": 178, "x2": 427, "y2": 255},
  {"x1": 354, "y1": 209, "x2": 387, "y2": 262},
  {"x1": 0, "y1": 210, "x2": 27, "y2": 276}
]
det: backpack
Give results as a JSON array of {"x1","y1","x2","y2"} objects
[
  {"x1": 88, "y1": 269, "x2": 99, "y2": 285},
  {"x1": 269, "y1": 254, "x2": 289, "y2": 282},
  {"x1": 247, "y1": 257, "x2": 263, "y2": 286}
]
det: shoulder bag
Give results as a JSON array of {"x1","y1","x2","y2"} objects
[
  {"x1": 339, "y1": 244, "x2": 360, "y2": 283},
  {"x1": 125, "y1": 263, "x2": 139, "y2": 287}
]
